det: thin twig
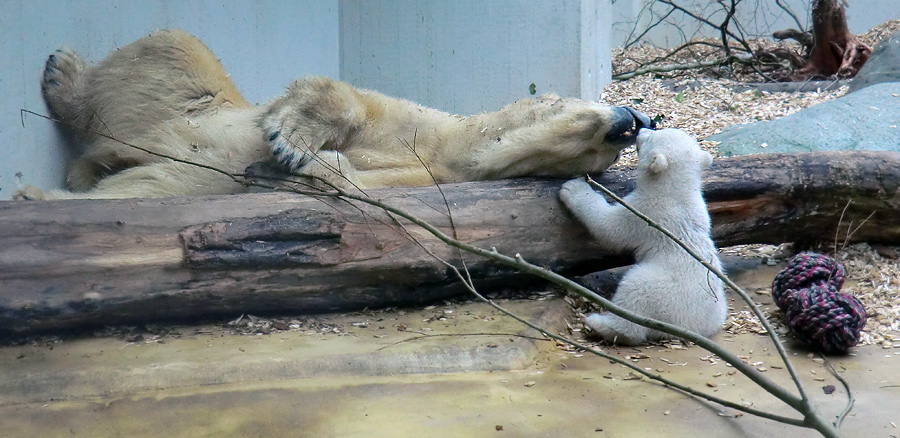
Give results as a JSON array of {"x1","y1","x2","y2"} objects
[
  {"x1": 775, "y1": 0, "x2": 807, "y2": 32},
  {"x1": 834, "y1": 199, "x2": 852, "y2": 253},
  {"x1": 840, "y1": 210, "x2": 876, "y2": 252},
  {"x1": 822, "y1": 356, "x2": 854, "y2": 428},
  {"x1": 643, "y1": 0, "x2": 777, "y2": 82},
  {"x1": 457, "y1": 271, "x2": 807, "y2": 426},
  {"x1": 623, "y1": 4, "x2": 677, "y2": 50}
]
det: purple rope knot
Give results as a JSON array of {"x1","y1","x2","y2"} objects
[{"x1": 771, "y1": 252, "x2": 866, "y2": 354}]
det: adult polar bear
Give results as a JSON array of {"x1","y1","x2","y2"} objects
[{"x1": 30, "y1": 29, "x2": 653, "y2": 199}]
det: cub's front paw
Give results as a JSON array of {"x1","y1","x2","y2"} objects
[
  {"x1": 559, "y1": 177, "x2": 592, "y2": 205},
  {"x1": 260, "y1": 107, "x2": 313, "y2": 174}
]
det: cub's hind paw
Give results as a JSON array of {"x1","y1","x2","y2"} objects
[
  {"x1": 584, "y1": 313, "x2": 617, "y2": 339},
  {"x1": 261, "y1": 112, "x2": 313, "y2": 173},
  {"x1": 42, "y1": 47, "x2": 85, "y2": 120},
  {"x1": 584, "y1": 313, "x2": 643, "y2": 345}
]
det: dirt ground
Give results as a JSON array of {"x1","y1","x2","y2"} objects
[{"x1": 1, "y1": 258, "x2": 897, "y2": 437}]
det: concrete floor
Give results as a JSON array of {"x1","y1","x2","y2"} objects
[{"x1": 1, "y1": 263, "x2": 897, "y2": 437}]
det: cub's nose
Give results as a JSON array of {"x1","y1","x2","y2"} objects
[{"x1": 605, "y1": 106, "x2": 656, "y2": 145}]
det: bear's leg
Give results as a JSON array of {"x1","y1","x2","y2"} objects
[
  {"x1": 35, "y1": 160, "x2": 248, "y2": 200},
  {"x1": 43, "y1": 31, "x2": 248, "y2": 144},
  {"x1": 77, "y1": 30, "x2": 249, "y2": 138},
  {"x1": 260, "y1": 77, "x2": 367, "y2": 175},
  {"x1": 41, "y1": 47, "x2": 86, "y2": 132},
  {"x1": 42, "y1": 30, "x2": 251, "y2": 191},
  {"x1": 269, "y1": 148, "x2": 446, "y2": 191},
  {"x1": 66, "y1": 156, "x2": 110, "y2": 192},
  {"x1": 286, "y1": 150, "x2": 364, "y2": 190}
]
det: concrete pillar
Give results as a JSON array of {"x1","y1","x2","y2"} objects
[
  {"x1": 0, "y1": 0, "x2": 340, "y2": 195},
  {"x1": 339, "y1": 0, "x2": 613, "y2": 115}
]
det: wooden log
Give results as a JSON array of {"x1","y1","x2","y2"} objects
[{"x1": 1, "y1": 151, "x2": 898, "y2": 333}]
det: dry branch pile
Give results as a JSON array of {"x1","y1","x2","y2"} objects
[{"x1": 612, "y1": 18, "x2": 899, "y2": 82}]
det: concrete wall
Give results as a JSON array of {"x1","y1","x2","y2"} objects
[
  {"x1": 612, "y1": 0, "x2": 900, "y2": 48},
  {"x1": 340, "y1": 0, "x2": 612, "y2": 115},
  {"x1": 0, "y1": 0, "x2": 339, "y2": 197},
  {"x1": 3, "y1": 1, "x2": 894, "y2": 196},
  {"x1": 2, "y1": 0, "x2": 611, "y2": 196}
]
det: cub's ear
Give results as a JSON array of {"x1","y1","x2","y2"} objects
[
  {"x1": 698, "y1": 151, "x2": 713, "y2": 169},
  {"x1": 649, "y1": 153, "x2": 669, "y2": 174}
]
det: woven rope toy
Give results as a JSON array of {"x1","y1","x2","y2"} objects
[{"x1": 771, "y1": 252, "x2": 867, "y2": 354}]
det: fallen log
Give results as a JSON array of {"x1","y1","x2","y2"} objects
[{"x1": 1, "y1": 151, "x2": 898, "y2": 333}]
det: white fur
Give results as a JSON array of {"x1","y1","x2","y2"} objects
[
  {"x1": 559, "y1": 128, "x2": 726, "y2": 345},
  {"x1": 23, "y1": 30, "x2": 643, "y2": 200}
]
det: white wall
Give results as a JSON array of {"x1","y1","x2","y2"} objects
[
  {"x1": 2, "y1": 1, "x2": 611, "y2": 195},
  {"x1": 340, "y1": 0, "x2": 612, "y2": 115},
  {"x1": 0, "y1": 0, "x2": 339, "y2": 197},
  {"x1": 612, "y1": 0, "x2": 900, "y2": 48}
]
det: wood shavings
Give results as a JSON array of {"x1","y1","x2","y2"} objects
[
  {"x1": 834, "y1": 243, "x2": 900, "y2": 346},
  {"x1": 724, "y1": 310, "x2": 772, "y2": 336}
]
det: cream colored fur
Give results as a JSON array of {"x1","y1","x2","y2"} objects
[
  {"x1": 26, "y1": 30, "x2": 647, "y2": 199},
  {"x1": 559, "y1": 128, "x2": 726, "y2": 345}
]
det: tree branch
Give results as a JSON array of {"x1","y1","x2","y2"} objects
[{"x1": 613, "y1": 53, "x2": 753, "y2": 80}]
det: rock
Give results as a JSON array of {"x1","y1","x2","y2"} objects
[
  {"x1": 709, "y1": 82, "x2": 900, "y2": 156},
  {"x1": 848, "y1": 30, "x2": 900, "y2": 93}
]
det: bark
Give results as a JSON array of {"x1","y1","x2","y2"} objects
[
  {"x1": 779, "y1": 0, "x2": 872, "y2": 80},
  {"x1": 1, "y1": 151, "x2": 898, "y2": 333}
]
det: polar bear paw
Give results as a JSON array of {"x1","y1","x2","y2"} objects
[
  {"x1": 261, "y1": 111, "x2": 314, "y2": 174},
  {"x1": 42, "y1": 48, "x2": 85, "y2": 121}
]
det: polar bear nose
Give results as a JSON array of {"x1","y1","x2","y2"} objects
[{"x1": 606, "y1": 107, "x2": 656, "y2": 145}]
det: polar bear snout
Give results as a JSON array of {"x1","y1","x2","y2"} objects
[{"x1": 605, "y1": 107, "x2": 655, "y2": 145}]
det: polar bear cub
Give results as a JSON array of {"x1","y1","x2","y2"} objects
[{"x1": 559, "y1": 128, "x2": 726, "y2": 344}]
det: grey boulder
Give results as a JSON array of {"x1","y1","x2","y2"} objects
[{"x1": 710, "y1": 82, "x2": 900, "y2": 156}]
